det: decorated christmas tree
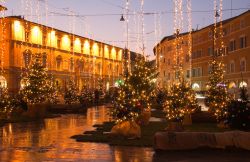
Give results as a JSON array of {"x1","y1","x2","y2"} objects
[
  {"x1": 47, "y1": 81, "x2": 60, "y2": 104},
  {"x1": 205, "y1": 60, "x2": 231, "y2": 122},
  {"x1": 64, "y1": 79, "x2": 79, "y2": 104},
  {"x1": 20, "y1": 54, "x2": 53, "y2": 104},
  {"x1": 164, "y1": 79, "x2": 198, "y2": 122},
  {"x1": 111, "y1": 57, "x2": 158, "y2": 123},
  {"x1": 79, "y1": 87, "x2": 93, "y2": 105},
  {"x1": 0, "y1": 87, "x2": 13, "y2": 118}
]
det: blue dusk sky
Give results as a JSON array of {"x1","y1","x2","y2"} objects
[{"x1": 2, "y1": 0, "x2": 250, "y2": 59}]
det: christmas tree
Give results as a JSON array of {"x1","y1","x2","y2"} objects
[
  {"x1": 205, "y1": 60, "x2": 231, "y2": 122},
  {"x1": 20, "y1": 54, "x2": 53, "y2": 104},
  {"x1": 47, "y1": 80, "x2": 60, "y2": 104},
  {"x1": 164, "y1": 79, "x2": 198, "y2": 122},
  {"x1": 64, "y1": 79, "x2": 79, "y2": 104},
  {"x1": 111, "y1": 57, "x2": 158, "y2": 123},
  {"x1": 0, "y1": 87, "x2": 13, "y2": 118},
  {"x1": 79, "y1": 87, "x2": 93, "y2": 105}
]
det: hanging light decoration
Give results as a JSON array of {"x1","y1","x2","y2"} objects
[{"x1": 187, "y1": 0, "x2": 192, "y2": 82}]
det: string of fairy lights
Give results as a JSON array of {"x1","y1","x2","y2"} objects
[
  {"x1": 0, "y1": 1, "x2": 6, "y2": 75},
  {"x1": 187, "y1": 0, "x2": 192, "y2": 83}
]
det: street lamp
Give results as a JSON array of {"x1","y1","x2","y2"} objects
[{"x1": 120, "y1": 14, "x2": 125, "y2": 21}]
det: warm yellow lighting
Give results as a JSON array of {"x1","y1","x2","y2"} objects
[
  {"x1": 0, "y1": 76, "x2": 7, "y2": 88},
  {"x1": 104, "y1": 45, "x2": 109, "y2": 58},
  {"x1": 61, "y1": 35, "x2": 70, "y2": 51},
  {"x1": 47, "y1": 31, "x2": 57, "y2": 48},
  {"x1": 31, "y1": 26, "x2": 42, "y2": 45},
  {"x1": 118, "y1": 50, "x2": 122, "y2": 60},
  {"x1": 83, "y1": 40, "x2": 90, "y2": 54},
  {"x1": 13, "y1": 20, "x2": 25, "y2": 41},
  {"x1": 74, "y1": 38, "x2": 81, "y2": 53},
  {"x1": 92, "y1": 43, "x2": 99, "y2": 56},
  {"x1": 111, "y1": 47, "x2": 117, "y2": 60}
]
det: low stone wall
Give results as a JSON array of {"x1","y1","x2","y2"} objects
[{"x1": 154, "y1": 131, "x2": 250, "y2": 151}]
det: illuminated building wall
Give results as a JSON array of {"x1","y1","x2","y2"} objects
[
  {"x1": 0, "y1": 16, "x2": 124, "y2": 93},
  {"x1": 154, "y1": 33, "x2": 191, "y2": 89},
  {"x1": 154, "y1": 10, "x2": 250, "y2": 96}
]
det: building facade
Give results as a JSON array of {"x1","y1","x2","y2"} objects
[
  {"x1": 0, "y1": 16, "x2": 124, "y2": 93},
  {"x1": 154, "y1": 10, "x2": 250, "y2": 96},
  {"x1": 154, "y1": 32, "x2": 191, "y2": 88}
]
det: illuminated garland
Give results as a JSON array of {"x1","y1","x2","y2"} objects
[
  {"x1": 206, "y1": 60, "x2": 231, "y2": 121},
  {"x1": 20, "y1": 53, "x2": 54, "y2": 104},
  {"x1": 64, "y1": 79, "x2": 79, "y2": 104},
  {"x1": 187, "y1": 0, "x2": 192, "y2": 82},
  {"x1": 164, "y1": 78, "x2": 198, "y2": 122},
  {"x1": 111, "y1": 58, "x2": 158, "y2": 123},
  {"x1": 0, "y1": 87, "x2": 13, "y2": 118}
]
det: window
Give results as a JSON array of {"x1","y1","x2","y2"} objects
[
  {"x1": 208, "y1": 31, "x2": 212, "y2": 39},
  {"x1": 191, "y1": 68, "x2": 202, "y2": 77},
  {"x1": 167, "y1": 73, "x2": 170, "y2": 80},
  {"x1": 229, "y1": 61, "x2": 235, "y2": 73},
  {"x1": 23, "y1": 50, "x2": 32, "y2": 68},
  {"x1": 77, "y1": 60, "x2": 84, "y2": 73},
  {"x1": 223, "y1": 28, "x2": 228, "y2": 36},
  {"x1": 163, "y1": 58, "x2": 165, "y2": 63},
  {"x1": 69, "y1": 58, "x2": 74, "y2": 72},
  {"x1": 240, "y1": 59, "x2": 246, "y2": 72},
  {"x1": 185, "y1": 54, "x2": 190, "y2": 62},
  {"x1": 56, "y1": 55, "x2": 62, "y2": 70},
  {"x1": 240, "y1": 36, "x2": 247, "y2": 49},
  {"x1": 208, "y1": 47, "x2": 213, "y2": 56},
  {"x1": 197, "y1": 49, "x2": 202, "y2": 58},
  {"x1": 186, "y1": 70, "x2": 190, "y2": 78},
  {"x1": 240, "y1": 19, "x2": 245, "y2": 28},
  {"x1": 192, "y1": 69, "x2": 195, "y2": 77},
  {"x1": 229, "y1": 40, "x2": 236, "y2": 51},
  {"x1": 192, "y1": 52, "x2": 196, "y2": 59},
  {"x1": 116, "y1": 65, "x2": 119, "y2": 75},
  {"x1": 163, "y1": 71, "x2": 166, "y2": 77},
  {"x1": 197, "y1": 68, "x2": 202, "y2": 77},
  {"x1": 57, "y1": 39, "x2": 61, "y2": 48},
  {"x1": 167, "y1": 59, "x2": 170, "y2": 65}
]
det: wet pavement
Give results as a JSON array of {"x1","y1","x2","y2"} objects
[
  {"x1": 0, "y1": 106, "x2": 154, "y2": 162},
  {"x1": 0, "y1": 105, "x2": 249, "y2": 162}
]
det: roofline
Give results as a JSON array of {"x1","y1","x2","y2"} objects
[
  {"x1": 3, "y1": 16, "x2": 126, "y2": 51},
  {"x1": 192, "y1": 9, "x2": 250, "y2": 34},
  {"x1": 153, "y1": 9, "x2": 250, "y2": 54}
]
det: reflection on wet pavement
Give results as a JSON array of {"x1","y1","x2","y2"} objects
[{"x1": 0, "y1": 106, "x2": 154, "y2": 162}]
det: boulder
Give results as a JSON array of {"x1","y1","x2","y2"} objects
[{"x1": 111, "y1": 121, "x2": 141, "y2": 138}]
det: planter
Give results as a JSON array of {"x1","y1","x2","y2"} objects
[
  {"x1": 137, "y1": 109, "x2": 151, "y2": 126},
  {"x1": 23, "y1": 103, "x2": 47, "y2": 118},
  {"x1": 182, "y1": 113, "x2": 192, "y2": 126},
  {"x1": 166, "y1": 121, "x2": 183, "y2": 132}
]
